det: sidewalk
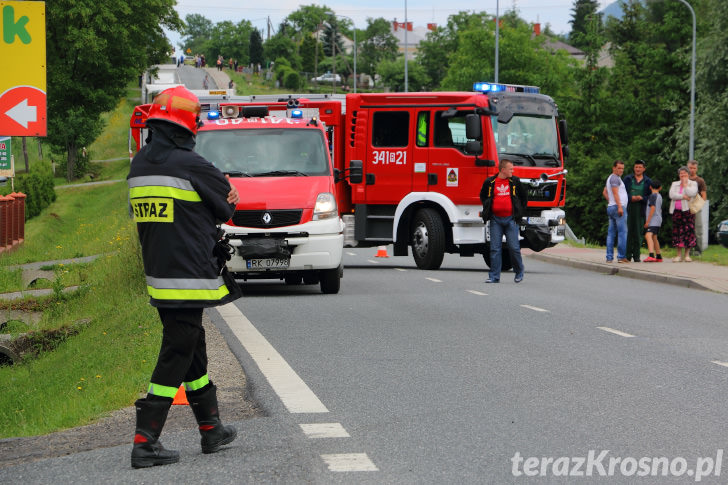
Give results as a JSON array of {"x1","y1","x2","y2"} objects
[{"x1": 525, "y1": 245, "x2": 728, "y2": 294}]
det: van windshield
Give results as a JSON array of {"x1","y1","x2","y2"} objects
[
  {"x1": 491, "y1": 114, "x2": 561, "y2": 167},
  {"x1": 195, "y1": 128, "x2": 330, "y2": 176}
]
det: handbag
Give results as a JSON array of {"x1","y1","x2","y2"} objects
[{"x1": 689, "y1": 194, "x2": 705, "y2": 214}]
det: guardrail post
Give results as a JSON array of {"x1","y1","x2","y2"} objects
[
  {"x1": 13, "y1": 192, "x2": 25, "y2": 244},
  {"x1": 8, "y1": 193, "x2": 19, "y2": 247},
  {"x1": 0, "y1": 195, "x2": 7, "y2": 253},
  {"x1": 2, "y1": 194, "x2": 13, "y2": 251}
]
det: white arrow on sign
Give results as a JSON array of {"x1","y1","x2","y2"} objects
[{"x1": 5, "y1": 99, "x2": 37, "y2": 129}]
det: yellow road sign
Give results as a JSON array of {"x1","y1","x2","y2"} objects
[{"x1": 0, "y1": 1, "x2": 46, "y2": 136}]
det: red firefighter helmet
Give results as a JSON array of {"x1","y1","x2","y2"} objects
[{"x1": 147, "y1": 86, "x2": 201, "y2": 134}]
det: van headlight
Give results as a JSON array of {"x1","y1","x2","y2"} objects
[{"x1": 313, "y1": 192, "x2": 337, "y2": 220}]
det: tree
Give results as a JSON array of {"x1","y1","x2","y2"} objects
[
  {"x1": 181, "y1": 13, "x2": 213, "y2": 55},
  {"x1": 359, "y1": 18, "x2": 399, "y2": 76},
  {"x1": 568, "y1": 0, "x2": 602, "y2": 51},
  {"x1": 286, "y1": 4, "x2": 335, "y2": 35},
  {"x1": 264, "y1": 34, "x2": 300, "y2": 69},
  {"x1": 46, "y1": 0, "x2": 182, "y2": 180},
  {"x1": 377, "y1": 56, "x2": 429, "y2": 92},
  {"x1": 207, "y1": 20, "x2": 253, "y2": 65},
  {"x1": 249, "y1": 29, "x2": 264, "y2": 67}
]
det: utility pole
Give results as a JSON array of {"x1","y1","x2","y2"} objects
[{"x1": 404, "y1": 0, "x2": 408, "y2": 92}]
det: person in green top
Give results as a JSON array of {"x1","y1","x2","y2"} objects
[{"x1": 623, "y1": 160, "x2": 652, "y2": 262}]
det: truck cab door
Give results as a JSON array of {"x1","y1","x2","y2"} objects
[{"x1": 364, "y1": 110, "x2": 413, "y2": 204}]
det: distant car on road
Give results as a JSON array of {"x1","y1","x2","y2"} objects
[{"x1": 312, "y1": 72, "x2": 342, "y2": 83}]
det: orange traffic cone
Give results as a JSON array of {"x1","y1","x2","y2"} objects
[
  {"x1": 172, "y1": 385, "x2": 188, "y2": 405},
  {"x1": 375, "y1": 246, "x2": 389, "y2": 258}
]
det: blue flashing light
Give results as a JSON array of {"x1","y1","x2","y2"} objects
[
  {"x1": 290, "y1": 109, "x2": 303, "y2": 119},
  {"x1": 473, "y1": 82, "x2": 540, "y2": 94},
  {"x1": 207, "y1": 110, "x2": 220, "y2": 120}
]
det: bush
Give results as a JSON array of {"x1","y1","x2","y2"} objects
[
  {"x1": 283, "y1": 70, "x2": 302, "y2": 90},
  {"x1": 13, "y1": 162, "x2": 56, "y2": 220}
]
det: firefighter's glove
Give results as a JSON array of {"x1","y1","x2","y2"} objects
[{"x1": 213, "y1": 234, "x2": 235, "y2": 274}]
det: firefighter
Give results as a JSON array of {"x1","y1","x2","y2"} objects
[{"x1": 127, "y1": 85, "x2": 241, "y2": 468}]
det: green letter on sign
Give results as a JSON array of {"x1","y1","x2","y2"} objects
[{"x1": 3, "y1": 5, "x2": 32, "y2": 44}]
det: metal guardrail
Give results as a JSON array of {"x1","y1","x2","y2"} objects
[{"x1": 0, "y1": 192, "x2": 25, "y2": 253}]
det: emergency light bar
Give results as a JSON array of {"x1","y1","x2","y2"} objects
[{"x1": 473, "y1": 82, "x2": 540, "y2": 94}]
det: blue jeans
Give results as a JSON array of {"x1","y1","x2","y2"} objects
[
  {"x1": 606, "y1": 205, "x2": 628, "y2": 261},
  {"x1": 489, "y1": 216, "x2": 524, "y2": 281}
]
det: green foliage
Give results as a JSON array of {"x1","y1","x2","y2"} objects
[
  {"x1": 359, "y1": 18, "x2": 399, "y2": 76},
  {"x1": 377, "y1": 57, "x2": 430, "y2": 92},
  {"x1": 181, "y1": 13, "x2": 213, "y2": 54},
  {"x1": 14, "y1": 162, "x2": 56, "y2": 220},
  {"x1": 283, "y1": 70, "x2": 303, "y2": 90},
  {"x1": 265, "y1": 34, "x2": 300, "y2": 68},
  {"x1": 300, "y1": 35, "x2": 320, "y2": 73},
  {"x1": 568, "y1": 0, "x2": 602, "y2": 51},
  {"x1": 46, "y1": 0, "x2": 182, "y2": 180},
  {"x1": 206, "y1": 20, "x2": 254, "y2": 65},
  {"x1": 249, "y1": 29, "x2": 264, "y2": 67}
]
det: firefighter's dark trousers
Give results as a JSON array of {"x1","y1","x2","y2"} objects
[{"x1": 147, "y1": 308, "x2": 210, "y2": 400}]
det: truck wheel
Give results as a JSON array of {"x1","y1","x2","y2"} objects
[
  {"x1": 411, "y1": 208, "x2": 445, "y2": 270},
  {"x1": 482, "y1": 247, "x2": 513, "y2": 272},
  {"x1": 320, "y1": 266, "x2": 341, "y2": 294}
]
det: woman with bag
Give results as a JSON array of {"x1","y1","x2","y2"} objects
[{"x1": 668, "y1": 166, "x2": 698, "y2": 262}]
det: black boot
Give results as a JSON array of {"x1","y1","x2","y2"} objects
[
  {"x1": 131, "y1": 398, "x2": 180, "y2": 468},
  {"x1": 188, "y1": 384, "x2": 238, "y2": 454}
]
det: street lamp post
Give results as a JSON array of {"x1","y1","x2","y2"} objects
[
  {"x1": 677, "y1": 0, "x2": 696, "y2": 160},
  {"x1": 335, "y1": 15, "x2": 357, "y2": 93},
  {"x1": 495, "y1": 0, "x2": 499, "y2": 83}
]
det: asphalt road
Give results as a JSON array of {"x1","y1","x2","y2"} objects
[{"x1": 2, "y1": 250, "x2": 727, "y2": 483}]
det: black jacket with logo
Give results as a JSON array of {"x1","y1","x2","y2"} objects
[
  {"x1": 127, "y1": 122, "x2": 237, "y2": 308},
  {"x1": 479, "y1": 174, "x2": 528, "y2": 223}
]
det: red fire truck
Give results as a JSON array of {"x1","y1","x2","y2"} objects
[{"x1": 130, "y1": 82, "x2": 567, "y2": 283}]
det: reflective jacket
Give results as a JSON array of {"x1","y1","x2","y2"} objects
[{"x1": 127, "y1": 122, "x2": 237, "y2": 308}]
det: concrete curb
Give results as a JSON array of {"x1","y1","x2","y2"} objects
[{"x1": 528, "y1": 252, "x2": 714, "y2": 293}]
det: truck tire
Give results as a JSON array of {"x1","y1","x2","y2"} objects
[
  {"x1": 303, "y1": 272, "x2": 320, "y2": 285},
  {"x1": 320, "y1": 266, "x2": 341, "y2": 294},
  {"x1": 411, "y1": 208, "x2": 445, "y2": 270},
  {"x1": 482, "y1": 247, "x2": 513, "y2": 272}
]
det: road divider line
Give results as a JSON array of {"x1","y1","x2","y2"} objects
[
  {"x1": 711, "y1": 361, "x2": 728, "y2": 368},
  {"x1": 217, "y1": 303, "x2": 329, "y2": 413},
  {"x1": 394, "y1": 268, "x2": 407, "y2": 272},
  {"x1": 321, "y1": 453, "x2": 379, "y2": 472},
  {"x1": 467, "y1": 290, "x2": 488, "y2": 296},
  {"x1": 596, "y1": 326, "x2": 636, "y2": 338},
  {"x1": 520, "y1": 304, "x2": 549, "y2": 312},
  {"x1": 300, "y1": 423, "x2": 350, "y2": 439},
  {"x1": 426, "y1": 277, "x2": 442, "y2": 283},
  {"x1": 346, "y1": 252, "x2": 356, "y2": 256},
  {"x1": 367, "y1": 259, "x2": 379, "y2": 264}
]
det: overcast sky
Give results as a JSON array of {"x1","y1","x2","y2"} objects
[{"x1": 169, "y1": 0, "x2": 613, "y2": 52}]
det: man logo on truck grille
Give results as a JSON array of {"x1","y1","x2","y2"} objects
[{"x1": 262, "y1": 212, "x2": 272, "y2": 224}]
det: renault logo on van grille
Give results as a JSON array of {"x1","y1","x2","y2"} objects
[
  {"x1": 262, "y1": 212, "x2": 272, "y2": 224},
  {"x1": 232, "y1": 210, "x2": 302, "y2": 228}
]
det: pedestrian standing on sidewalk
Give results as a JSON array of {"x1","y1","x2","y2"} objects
[
  {"x1": 643, "y1": 179, "x2": 663, "y2": 262},
  {"x1": 602, "y1": 160, "x2": 629, "y2": 263},
  {"x1": 127, "y1": 86, "x2": 241, "y2": 468},
  {"x1": 668, "y1": 166, "x2": 698, "y2": 262},
  {"x1": 623, "y1": 160, "x2": 652, "y2": 262},
  {"x1": 480, "y1": 159, "x2": 527, "y2": 283},
  {"x1": 687, "y1": 160, "x2": 708, "y2": 254}
]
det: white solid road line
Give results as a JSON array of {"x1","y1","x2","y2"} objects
[
  {"x1": 394, "y1": 268, "x2": 407, "y2": 272},
  {"x1": 466, "y1": 290, "x2": 488, "y2": 296},
  {"x1": 321, "y1": 453, "x2": 379, "y2": 472},
  {"x1": 711, "y1": 361, "x2": 728, "y2": 368},
  {"x1": 217, "y1": 303, "x2": 329, "y2": 413},
  {"x1": 367, "y1": 259, "x2": 379, "y2": 264},
  {"x1": 346, "y1": 252, "x2": 356, "y2": 256},
  {"x1": 596, "y1": 326, "x2": 636, "y2": 338},
  {"x1": 425, "y1": 277, "x2": 442, "y2": 283},
  {"x1": 520, "y1": 304, "x2": 549, "y2": 312},
  {"x1": 299, "y1": 423, "x2": 350, "y2": 439}
]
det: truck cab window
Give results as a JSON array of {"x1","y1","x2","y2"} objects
[
  {"x1": 372, "y1": 111, "x2": 409, "y2": 147},
  {"x1": 435, "y1": 111, "x2": 471, "y2": 153}
]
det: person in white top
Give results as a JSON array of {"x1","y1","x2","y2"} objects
[
  {"x1": 668, "y1": 166, "x2": 699, "y2": 262},
  {"x1": 602, "y1": 160, "x2": 629, "y2": 262}
]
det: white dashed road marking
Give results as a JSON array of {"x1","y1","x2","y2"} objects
[
  {"x1": 321, "y1": 453, "x2": 379, "y2": 472},
  {"x1": 217, "y1": 303, "x2": 329, "y2": 413},
  {"x1": 300, "y1": 423, "x2": 350, "y2": 439},
  {"x1": 426, "y1": 277, "x2": 442, "y2": 283},
  {"x1": 711, "y1": 361, "x2": 728, "y2": 368},
  {"x1": 597, "y1": 326, "x2": 636, "y2": 338},
  {"x1": 520, "y1": 304, "x2": 549, "y2": 312},
  {"x1": 367, "y1": 259, "x2": 379, "y2": 264},
  {"x1": 394, "y1": 268, "x2": 407, "y2": 272},
  {"x1": 467, "y1": 290, "x2": 488, "y2": 296}
]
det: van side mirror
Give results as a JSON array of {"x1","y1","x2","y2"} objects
[
  {"x1": 465, "y1": 114, "x2": 482, "y2": 140},
  {"x1": 559, "y1": 119, "x2": 568, "y2": 145},
  {"x1": 497, "y1": 108, "x2": 513, "y2": 124},
  {"x1": 465, "y1": 140, "x2": 482, "y2": 155},
  {"x1": 349, "y1": 160, "x2": 363, "y2": 184}
]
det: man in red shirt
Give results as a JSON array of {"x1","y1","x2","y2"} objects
[{"x1": 480, "y1": 160, "x2": 528, "y2": 283}]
